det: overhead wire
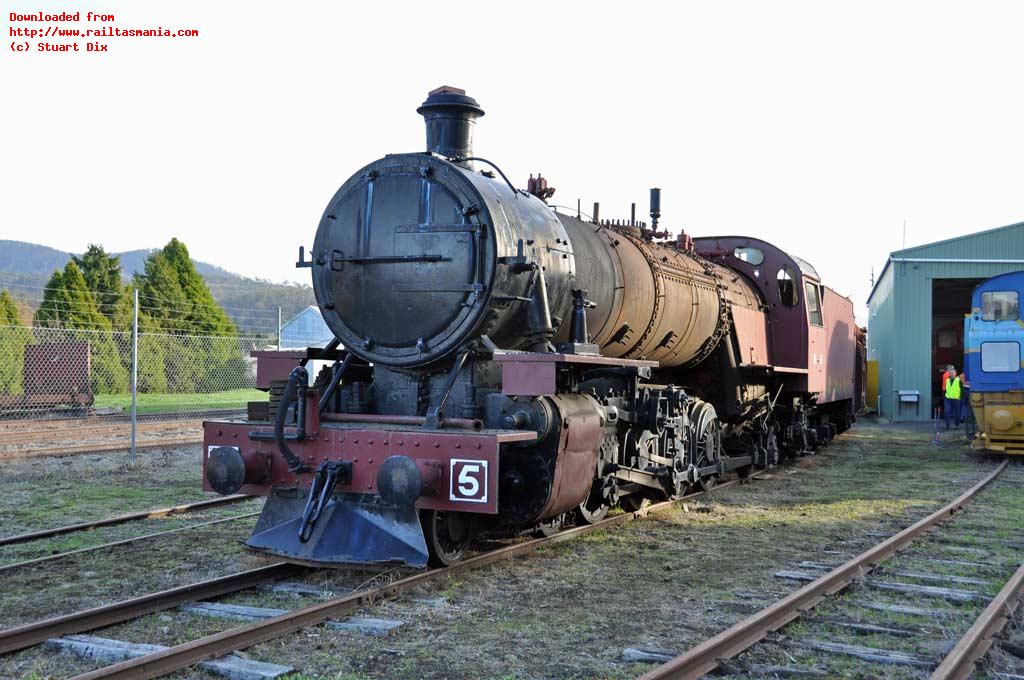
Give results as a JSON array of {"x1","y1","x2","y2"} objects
[
  {"x1": 0, "y1": 277, "x2": 285, "y2": 316},
  {"x1": 7, "y1": 296, "x2": 280, "y2": 321}
]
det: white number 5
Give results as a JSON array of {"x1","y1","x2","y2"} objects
[{"x1": 458, "y1": 464, "x2": 480, "y2": 497}]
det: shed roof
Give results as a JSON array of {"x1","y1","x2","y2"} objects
[
  {"x1": 867, "y1": 220, "x2": 1024, "y2": 305},
  {"x1": 893, "y1": 220, "x2": 1024, "y2": 258},
  {"x1": 281, "y1": 305, "x2": 322, "y2": 325}
]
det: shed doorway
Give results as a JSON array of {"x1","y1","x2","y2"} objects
[{"x1": 930, "y1": 278, "x2": 985, "y2": 417}]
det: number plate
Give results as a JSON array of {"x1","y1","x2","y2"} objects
[{"x1": 449, "y1": 459, "x2": 489, "y2": 503}]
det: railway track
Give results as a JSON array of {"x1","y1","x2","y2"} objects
[
  {"x1": 0, "y1": 511, "x2": 261, "y2": 575},
  {"x1": 0, "y1": 474, "x2": 765, "y2": 679},
  {"x1": 0, "y1": 494, "x2": 252, "y2": 548},
  {"x1": 931, "y1": 561, "x2": 1024, "y2": 680},
  {"x1": 0, "y1": 410, "x2": 244, "y2": 460},
  {"x1": 0, "y1": 409, "x2": 245, "y2": 431},
  {"x1": 638, "y1": 459, "x2": 1021, "y2": 679},
  {"x1": 0, "y1": 495, "x2": 261, "y2": 577},
  {"x1": 0, "y1": 437, "x2": 204, "y2": 460},
  {"x1": 0, "y1": 564, "x2": 303, "y2": 655},
  {"x1": 1, "y1": 421, "x2": 204, "y2": 447}
]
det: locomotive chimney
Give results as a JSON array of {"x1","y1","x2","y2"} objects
[{"x1": 417, "y1": 86, "x2": 485, "y2": 167}]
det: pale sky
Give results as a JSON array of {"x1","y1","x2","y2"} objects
[{"x1": 4, "y1": 1, "x2": 1023, "y2": 324}]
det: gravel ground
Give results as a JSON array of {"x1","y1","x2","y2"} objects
[
  {"x1": 0, "y1": 419, "x2": 1009, "y2": 680},
  {"x1": 0, "y1": 420, "x2": 202, "y2": 459}
]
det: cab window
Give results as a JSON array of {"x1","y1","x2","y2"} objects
[
  {"x1": 777, "y1": 266, "x2": 798, "y2": 307},
  {"x1": 805, "y1": 282, "x2": 823, "y2": 326},
  {"x1": 981, "y1": 341, "x2": 1021, "y2": 372},
  {"x1": 733, "y1": 247, "x2": 764, "y2": 266},
  {"x1": 981, "y1": 291, "x2": 1020, "y2": 321}
]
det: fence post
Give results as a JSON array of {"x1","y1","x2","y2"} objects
[
  {"x1": 129, "y1": 288, "x2": 139, "y2": 466},
  {"x1": 277, "y1": 306, "x2": 282, "y2": 349}
]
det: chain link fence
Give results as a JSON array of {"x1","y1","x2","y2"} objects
[{"x1": 0, "y1": 323, "x2": 273, "y2": 458}]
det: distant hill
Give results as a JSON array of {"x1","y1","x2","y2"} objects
[
  {"x1": 0, "y1": 240, "x2": 315, "y2": 335},
  {"x1": 0, "y1": 240, "x2": 70, "y2": 278}
]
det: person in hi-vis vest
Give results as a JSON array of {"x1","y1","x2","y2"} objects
[{"x1": 944, "y1": 368, "x2": 962, "y2": 430}]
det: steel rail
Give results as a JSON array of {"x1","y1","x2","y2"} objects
[
  {"x1": 0, "y1": 495, "x2": 253, "y2": 547},
  {"x1": 67, "y1": 477, "x2": 757, "y2": 680},
  {"x1": 0, "y1": 417, "x2": 206, "y2": 438},
  {"x1": 929, "y1": 560, "x2": 1024, "y2": 680},
  {"x1": 0, "y1": 512, "x2": 260, "y2": 575},
  {"x1": 0, "y1": 563, "x2": 303, "y2": 655},
  {"x1": 0, "y1": 437, "x2": 202, "y2": 460},
  {"x1": 0, "y1": 409, "x2": 243, "y2": 431},
  {"x1": 0, "y1": 419, "x2": 207, "y2": 443},
  {"x1": 637, "y1": 459, "x2": 1009, "y2": 680},
  {"x1": 2, "y1": 424, "x2": 199, "y2": 446}
]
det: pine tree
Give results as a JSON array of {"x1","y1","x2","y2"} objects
[
  {"x1": 34, "y1": 262, "x2": 109, "y2": 330},
  {"x1": 32, "y1": 263, "x2": 127, "y2": 393},
  {"x1": 110, "y1": 285, "x2": 168, "y2": 393},
  {"x1": 0, "y1": 290, "x2": 19, "y2": 325},
  {"x1": 135, "y1": 238, "x2": 236, "y2": 336},
  {"x1": 134, "y1": 239, "x2": 241, "y2": 392},
  {"x1": 0, "y1": 290, "x2": 29, "y2": 394},
  {"x1": 33, "y1": 268, "x2": 65, "y2": 328},
  {"x1": 72, "y1": 245, "x2": 123, "y2": 321}
]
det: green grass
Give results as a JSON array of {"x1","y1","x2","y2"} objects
[{"x1": 93, "y1": 388, "x2": 265, "y2": 414}]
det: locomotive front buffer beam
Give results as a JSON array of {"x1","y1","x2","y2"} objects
[{"x1": 202, "y1": 404, "x2": 536, "y2": 568}]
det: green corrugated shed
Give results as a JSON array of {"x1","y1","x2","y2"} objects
[{"x1": 867, "y1": 221, "x2": 1024, "y2": 420}]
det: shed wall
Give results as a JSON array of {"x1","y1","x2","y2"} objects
[{"x1": 890, "y1": 260, "x2": 932, "y2": 420}]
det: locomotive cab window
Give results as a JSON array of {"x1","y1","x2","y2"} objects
[
  {"x1": 733, "y1": 247, "x2": 764, "y2": 266},
  {"x1": 981, "y1": 291, "x2": 1020, "y2": 321},
  {"x1": 805, "y1": 281, "x2": 823, "y2": 326},
  {"x1": 981, "y1": 341, "x2": 1021, "y2": 372},
  {"x1": 777, "y1": 266, "x2": 799, "y2": 307}
]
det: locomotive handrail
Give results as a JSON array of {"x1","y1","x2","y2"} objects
[
  {"x1": 273, "y1": 366, "x2": 310, "y2": 473},
  {"x1": 320, "y1": 413, "x2": 484, "y2": 431},
  {"x1": 447, "y1": 155, "x2": 528, "y2": 197}
]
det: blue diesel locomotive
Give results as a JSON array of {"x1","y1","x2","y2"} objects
[{"x1": 964, "y1": 271, "x2": 1024, "y2": 453}]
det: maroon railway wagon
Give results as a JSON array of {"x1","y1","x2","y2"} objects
[
  {"x1": 0, "y1": 340, "x2": 93, "y2": 413},
  {"x1": 202, "y1": 87, "x2": 860, "y2": 568}
]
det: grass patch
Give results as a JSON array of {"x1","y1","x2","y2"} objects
[{"x1": 93, "y1": 388, "x2": 265, "y2": 414}]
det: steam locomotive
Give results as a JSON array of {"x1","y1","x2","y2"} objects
[{"x1": 202, "y1": 87, "x2": 861, "y2": 568}]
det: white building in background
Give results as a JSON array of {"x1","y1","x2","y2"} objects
[{"x1": 279, "y1": 306, "x2": 336, "y2": 349}]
